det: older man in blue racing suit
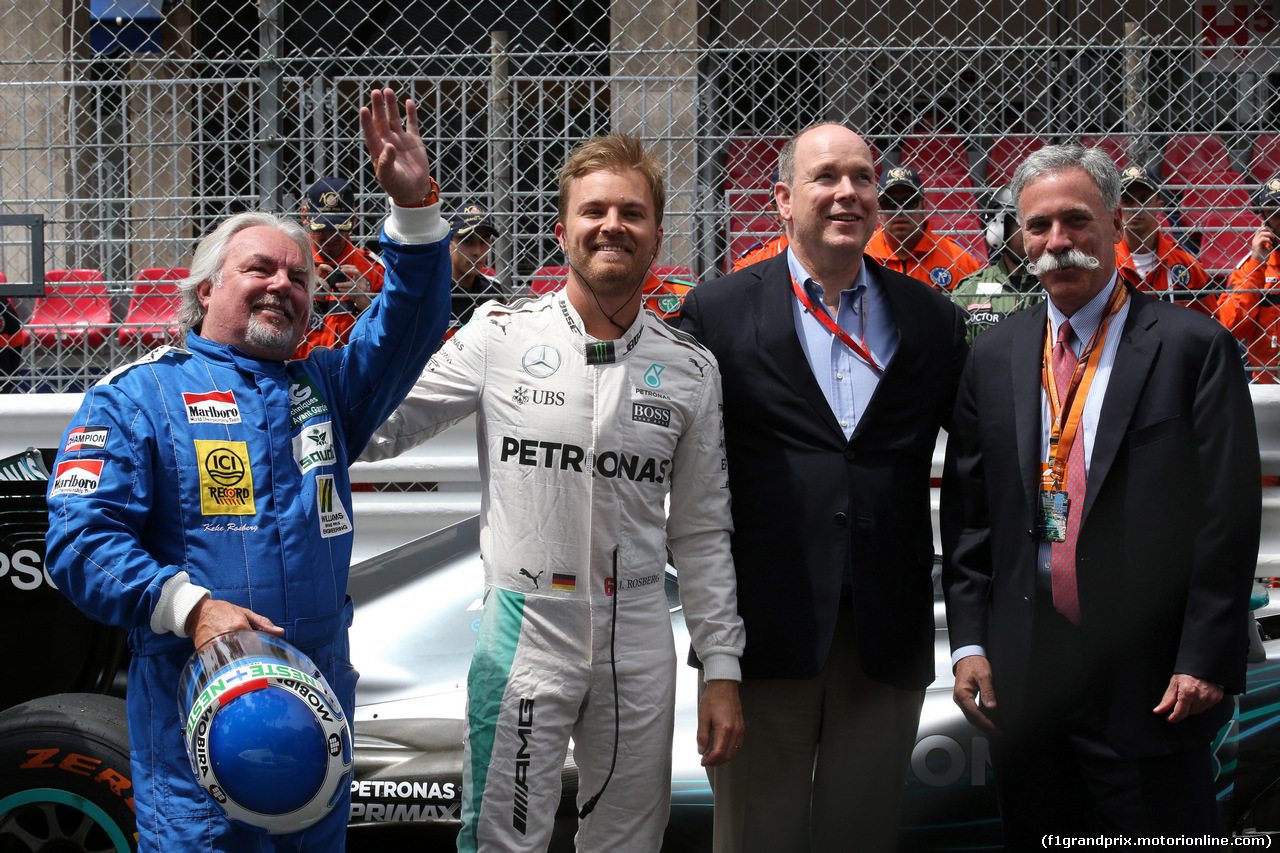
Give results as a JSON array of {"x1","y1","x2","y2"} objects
[{"x1": 45, "y1": 89, "x2": 449, "y2": 853}]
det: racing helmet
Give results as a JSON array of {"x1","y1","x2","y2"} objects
[
  {"x1": 178, "y1": 630, "x2": 353, "y2": 834},
  {"x1": 983, "y1": 185, "x2": 1018, "y2": 257}
]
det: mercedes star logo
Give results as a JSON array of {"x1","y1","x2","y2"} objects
[{"x1": 522, "y1": 344, "x2": 562, "y2": 378}]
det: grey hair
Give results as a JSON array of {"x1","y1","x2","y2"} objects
[
  {"x1": 177, "y1": 211, "x2": 315, "y2": 340},
  {"x1": 1009, "y1": 144, "x2": 1122, "y2": 223},
  {"x1": 777, "y1": 121, "x2": 863, "y2": 187}
]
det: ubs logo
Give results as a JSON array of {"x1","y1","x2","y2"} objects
[
  {"x1": 522, "y1": 345, "x2": 562, "y2": 379},
  {"x1": 205, "y1": 449, "x2": 246, "y2": 486},
  {"x1": 513, "y1": 385, "x2": 564, "y2": 407}
]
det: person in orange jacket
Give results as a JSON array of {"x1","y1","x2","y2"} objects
[
  {"x1": 1217, "y1": 176, "x2": 1280, "y2": 384},
  {"x1": 1114, "y1": 166, "x2": 1213, "y2": 316},
  {"x1": 865, "y1": 165, "x2": 981, "y2": 290},
  {"x1": 644, "y1": 269, "x2": 696, "y2": 320},
  {"x1": 295, "y1": 176, "x2": 385, "y2": 357},
  {"x1": 732, "y1": 232, "x2": 788, "y2": 273}
]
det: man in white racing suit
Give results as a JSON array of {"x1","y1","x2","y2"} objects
[{"x1": 361, "y1": 134, "x2": 745, "y2": 852}]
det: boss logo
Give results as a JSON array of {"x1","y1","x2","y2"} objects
[{"x1": 632, "y1": 403, "x2": 671, "y2": 427}]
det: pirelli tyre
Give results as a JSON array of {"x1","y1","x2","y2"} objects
[{"x1": 0, "y1": 694, "x2": 136, "y2": 853}]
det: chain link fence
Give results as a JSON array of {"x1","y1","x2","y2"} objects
[{"x1": 2, "y1": 1, "x2": 1280, "y2": 390}]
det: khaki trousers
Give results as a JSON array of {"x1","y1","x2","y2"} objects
[{"x1": 704, "y1": 600, "x2": 924, "y2": 853}]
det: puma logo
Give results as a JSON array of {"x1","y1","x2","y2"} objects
[{"x1": 519, "y1": 568, "x2": 544, "y2": 589}]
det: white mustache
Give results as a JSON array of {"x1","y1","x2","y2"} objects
[
  {"x1": 252, "y1": 295, "x2": 296, "y2": 322},
  {"x1": 1027, "y1": 249, "x2": 1101, "y2": 276}
]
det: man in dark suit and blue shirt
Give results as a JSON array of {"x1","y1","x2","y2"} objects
[
  {"x1": 942, "y1": 144, "x2": 1261, "y2": 847},
  {"x1": 678, "y1": 122, "x2": 968, "y2": 852}
]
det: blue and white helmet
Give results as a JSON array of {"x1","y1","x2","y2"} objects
[{"x1": 178, "y1": 630, "x2": 353, "y2": 834}]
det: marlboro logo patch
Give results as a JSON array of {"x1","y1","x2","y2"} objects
[
  {"x1": 184, "y1": 390, "x2": 241, "y2": 425},
  {"x1": 51, "y1": 459, "x2": 104, "y2": 496}
]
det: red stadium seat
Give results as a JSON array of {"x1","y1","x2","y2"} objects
[
  {"x1": 1179, "y1": 187, "x2": 1255, "y2": 275},
  {"x1": 529, "y1": 265, "x2": 568, "y2": 296},
  {"x1": 902, "y1": 134, "x2": 972, "y2": 186},
  {"x1": 985, "y1": 136, "x2": 1048, "y2": 186},
  {"x1": 724, "y1": 142, "x2": 781, "y2": 272},
  {"x1": 726, "y1": 138, "x2": 785, "y2": 189},
  {"x1": 1162, "y1": 134, "x2": 1244, "y2": 186},
  {"x1": 27, "y1": 270, "x2": 112, "y2": 349},
  {"x1": 118, "y1": 268, "x2": 188, "y2": 348},
  {"x1": 1251, "y1": 134, "x2": 1280, "y2": 182},
  {"x1": 1080, "y1": 135, "x2": 1131, "y2": 169}
]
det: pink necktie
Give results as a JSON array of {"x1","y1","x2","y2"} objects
[{"x1": 1049, "y1": 321, "x2": 1083, "y2": 626}]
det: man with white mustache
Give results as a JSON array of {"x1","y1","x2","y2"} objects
[{"x1": 943, "y1": 143, "x2": 1260, "y2": 846}]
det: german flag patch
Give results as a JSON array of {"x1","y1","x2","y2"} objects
[{"x1": 551, "y1": 573, "x2": 576, "y2": 592}]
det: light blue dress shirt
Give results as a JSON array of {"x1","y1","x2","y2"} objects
[
  {"x1": 788, "y1": 249, "x2": 899, "y2": 439},
  {"x1": 952, "y1": 273, "x2": 1131, "y2": 668}
]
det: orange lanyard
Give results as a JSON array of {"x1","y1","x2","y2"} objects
[
  {"x1": 790, "y1": 274, "x2": 884, "y2": 376},
  {"x1": 1040, "y1": 280, "x2": 1128, "y2": 488}
]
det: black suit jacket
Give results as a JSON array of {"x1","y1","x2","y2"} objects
[
  {"x1": 678, "y1": 253, "x2": 968, "y2": 689},
  {"x1": 942, "y1": 285, "x2": 1262, "y2": 755}
]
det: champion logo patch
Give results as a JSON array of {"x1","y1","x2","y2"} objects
[
  {"x1": 51, "y1": 459, "x2": 104, "y2": 496},
  {"x1": 64, "y1": 426, "x2": 110, "y2": 453},
  {"x1": 183, "y1": 390, "x2": 241, "y2": 424}
]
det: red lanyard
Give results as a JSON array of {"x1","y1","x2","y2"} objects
[
  {"x1": 790, "y1": 274, "x2": 884, "y2": 376},
  {"x1": 1040, "y1": 279, "x2": 1128, "y2": 486}
]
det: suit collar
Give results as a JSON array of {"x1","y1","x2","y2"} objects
[
  {"x1": 1010, "y1": 301, "x2": 1048, "y2": 511},
  {"x1": 748, "y1": 254, "x2": 847, "y2": 440},
  {"x1": 852, "y1": 258, "x2": 918, "y2": 436},
  {"x1": 1083, "y1": 286, "x2": 1160, "y2": 520}
]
